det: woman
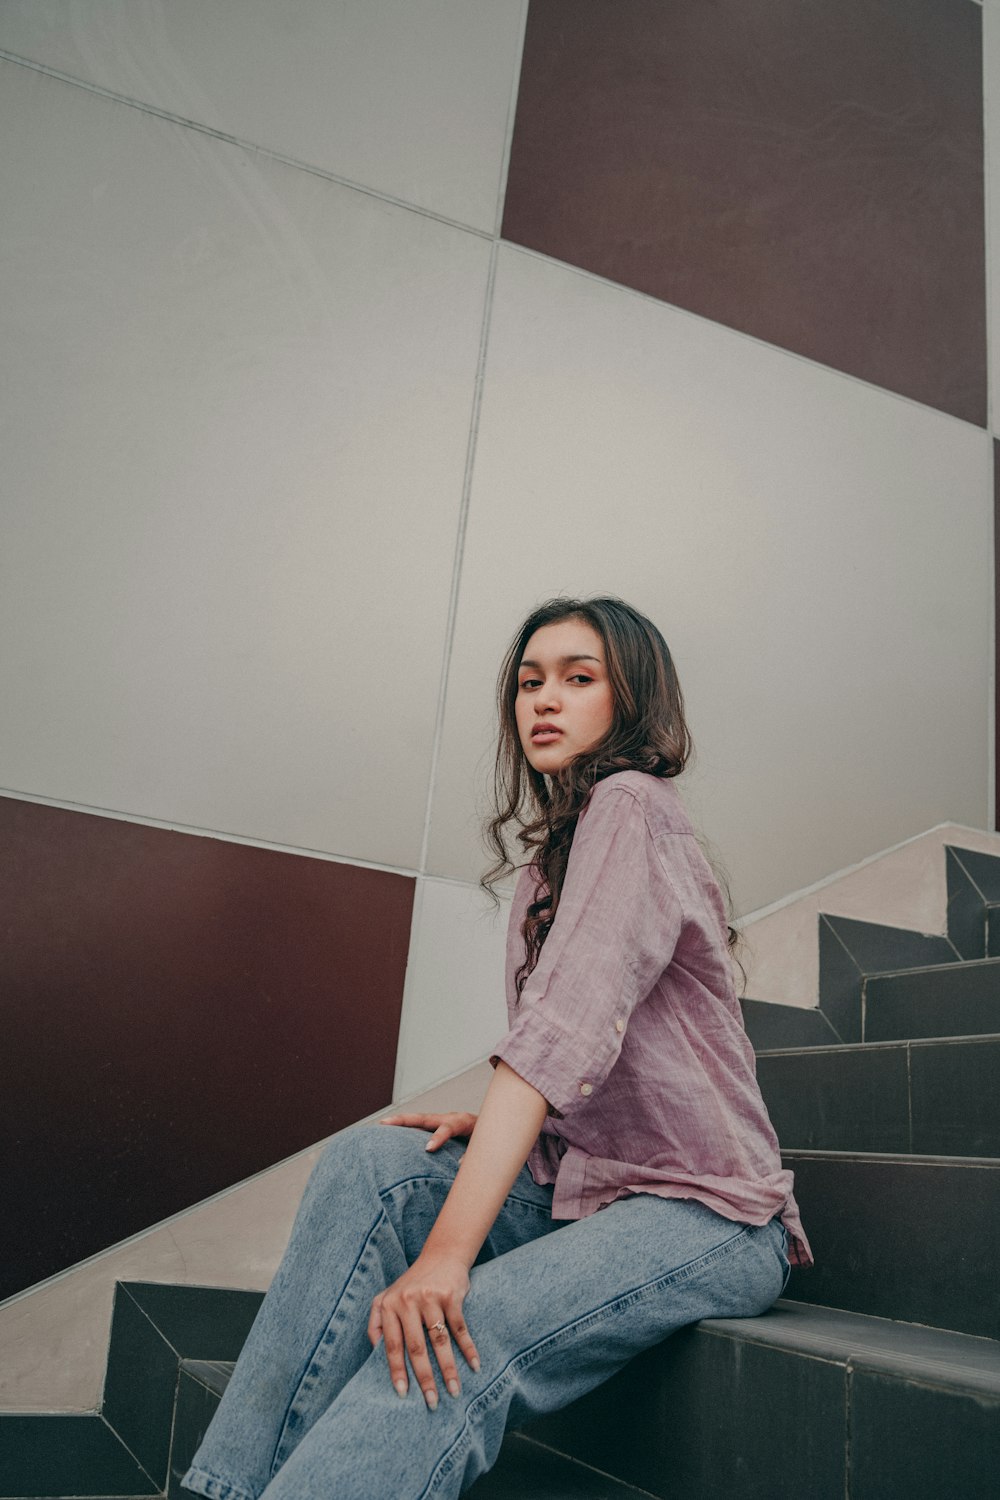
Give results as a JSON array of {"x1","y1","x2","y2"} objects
[{"x1": 183, "y1": 595, "x2": 810, "y2": 1500}]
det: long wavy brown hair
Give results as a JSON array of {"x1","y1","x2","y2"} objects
[{"x1": 482, "y1": 596, "x2": 736, "y2": 998}]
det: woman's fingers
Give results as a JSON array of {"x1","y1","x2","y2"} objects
[
  {"x1": 378, "y1": 1302, "x2": 412, "y2": 1399},
  {"x1": 397, "y1": 1300, "x2": 442, "y2": 1409},
  {"x1": 444, "y1": 1297, "x2": 480, "y2": 1376},
  {"x1": 373, "y1": 1294, "x2": 479, "y2": 1407},
  {"x1": 426, "y1": 1307, "x2": 461, "y2": 1397},
  {"x1": 378, "y1": 1111, "x2": 478, "y2": 1147},
  {"x1": 367, "y1": 1292, "x2": 384, "y2": 1348}
]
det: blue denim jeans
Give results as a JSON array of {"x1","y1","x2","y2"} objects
[{"x1": 183, "y1": 1123, "x2": 789, "y2": 1500}]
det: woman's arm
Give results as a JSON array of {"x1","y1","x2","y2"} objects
[{"x1": 368, "y1": 1060, "x2": 548, "y2": 1407}]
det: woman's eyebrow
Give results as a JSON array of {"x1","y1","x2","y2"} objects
[{"x1": 518, "y1": 654, "x2": 603, "y2": 669}]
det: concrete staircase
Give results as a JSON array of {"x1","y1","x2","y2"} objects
[{"x1": 3, "y1": 844, "x2": 998, "y2": 1498}]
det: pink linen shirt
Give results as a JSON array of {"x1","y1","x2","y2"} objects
[{"x1": 490, "y1": 769, "x2": 813, "y2": 1267}]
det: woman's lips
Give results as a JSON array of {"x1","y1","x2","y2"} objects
[{"x1": 532, "y1": 727, "x2": 563, "y2": 743}]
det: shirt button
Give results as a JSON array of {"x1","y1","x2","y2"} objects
[
  {"x1": 615, "y1": 1018, "x2": 625, "y2": 1033},
  {"x1": 579, "y1": 1082, "x2": 593, "y2": 1097}
]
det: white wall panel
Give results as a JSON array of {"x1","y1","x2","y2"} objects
[
  {"x1": 426, "y1": 245, "x2": 991, "y2": 912},
  {"x1": 0, "y1": 0, "x2": 526, "y2": 231},
  {"x1": 0, "y1": 60, "x2": 491, "y2": 867},
  {"x1": 393, "y1": 877, "x2": 511, "y2": 1099}
]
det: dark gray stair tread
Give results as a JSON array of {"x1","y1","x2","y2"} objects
[
  {"x1": 178, "y1": 1359, "x2": 233, "y2": 1398},
  {"x1": 740, "y1": 998, "x2": 840, "y2": 1051},
  {"x1": 864, "y1": 956, "x2": 1000, "y2": 1041},
  {"x1": 757, "y1": 1034, "x2": 1000, "y2": 1155},
  {"x1": 706, "y1": 1300, "x2": 1000, "y2": 1396},
  {"x1": 783, "y1": 1149, "x2": 1000, "y2": 1338}
]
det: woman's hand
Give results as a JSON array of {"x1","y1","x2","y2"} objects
[
  {"x1": 378, "y1": 1111, "x2": 478, "y2": 1153},
  {"x1": 368, "y1": 1250, "x2": 480, "y2": 1408},
  {"x1": 371, "y1": 1064, "x2": 548, "y2": 1409}
]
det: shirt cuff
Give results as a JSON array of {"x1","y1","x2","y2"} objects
[{"x1": 490, "y1": 1014, "x2": 617, "y2": 1120}]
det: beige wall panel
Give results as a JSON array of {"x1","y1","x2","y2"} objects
[
  {"x1": 743, "y1": 823, "x2": 1000, "y2": 1009},
  {"x1": 394, "y1": 877, "x2": 511, "y2": 1100},
  {"x1": 426, "y1": 245, "x2": 991, "y2": 912},
  {"x1": 0, "y1": 0, "x2": 526, "y2": 231},
  {"x1": 0, "y1": 61, "x2": 491, "y2": 867},
  {"x1": 989, "y1": 0, "x2": 1000, "y2": 430}
]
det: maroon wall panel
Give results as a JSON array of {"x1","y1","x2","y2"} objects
[
  {"x1": 0, "y1": 797, "x2": 414, "y2": 1300},
  {"x1": 503, "y1": 0, "x2": 985, "y2": 425}
]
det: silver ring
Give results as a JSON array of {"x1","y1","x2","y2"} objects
[{"x1": 429, "y1": 1321, "x2": 447, "y2": 1334}]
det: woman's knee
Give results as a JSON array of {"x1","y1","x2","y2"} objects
[{"x1": 309, "y1": 1122, "x2": 446, "y2": 1195}]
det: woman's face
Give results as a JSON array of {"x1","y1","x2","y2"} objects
[{"x1": 515, "y1": 617, "x2": 615, "y2": 774}]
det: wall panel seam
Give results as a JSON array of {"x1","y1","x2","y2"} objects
[
  {"x1": 0, "y1": 49, "x2": 493, "y2": 241},
  {"x1": 417, "y1": 236, "x2": 502, "y2": 874}
]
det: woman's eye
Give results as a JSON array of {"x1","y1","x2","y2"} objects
[
  {"x1": 570, "y1": 674, "x2": 594, "y2": 684},
  {"x1": 519, "y1": 678, "x2": 541, "y2": 691}
]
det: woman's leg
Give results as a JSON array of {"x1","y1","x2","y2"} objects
[
  {"x1": 182, "y1": 1124, "x2": 560, "y2": 1500},
  {"x1": 254, "y1": 1194, "x2": 789, "y2": 1500}
]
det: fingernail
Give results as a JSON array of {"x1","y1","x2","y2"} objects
[
  {"x1": 470, "y1": 1356, "x2": 481, "y2": 1373},
  {"x1": 424, "y1": 1141, "x2": 434, "y2": 1150},
  {"x1": 447, "y1": 1379, "x2": 460, "y2": 1397},
  {"x1": 424, "y1": 1390, "x2": 438, "y2": 1411},
  {"x1": 394, "y1": 1380, "x2": 407, "y2": 1397}
]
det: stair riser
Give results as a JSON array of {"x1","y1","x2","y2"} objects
[
  {"x1": 785, "y1": 1155, "x2": 1000, "y2": 1338},
  {"x1": 103, "y1": 1283, "x2": 264, "y2": 1495},
  {"x1": 741, "y1": 999, "x2": 840, "y2": 1052},
  {"x1": 946, "y1": 847, "x2": 992, "y2": 959},
  {"x1": 988, "y1": 906, "x2": 1000, "y2": 957},
  {"x1": 945, "y1": 847, "x2": 1000, "y2": 963},
  {"x1": 863, "y1": 962, "x2": 1000, "y2": 1041},
  {"x1": 528, "y1": 1320, "x2": 1000, "y2": 1500},
  {"x1": 0, "y1": 1414, "x2": 156, "y2": 1499},
  {"x1": 168, "y1": 1372, "x2": 220, "y2": 1500},
  {"x1": 818, "y1": 917, "x2": 958, "y2": 1043},
  {"x1": 757, "y1": 1037, "x2": 1000, "y2": 1156}
]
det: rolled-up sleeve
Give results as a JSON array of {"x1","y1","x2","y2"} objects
[{"x1": 490, "y1": 784, "x2": 683, "y2": 1118}]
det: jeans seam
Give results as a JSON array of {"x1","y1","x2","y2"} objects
[
  {"x1": 182, "y1": 1463, "x2": 257, "y2": 1500},
  {"x1": 269, "y1": 1205, "x2": 390, "y2": 1477},
  {"x1": 421, "y1": 1222, "x2": 756, "y2": 1496},
  {"x1": 377, "y1": 1171, "x2": 551, "y2": 1218}
]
